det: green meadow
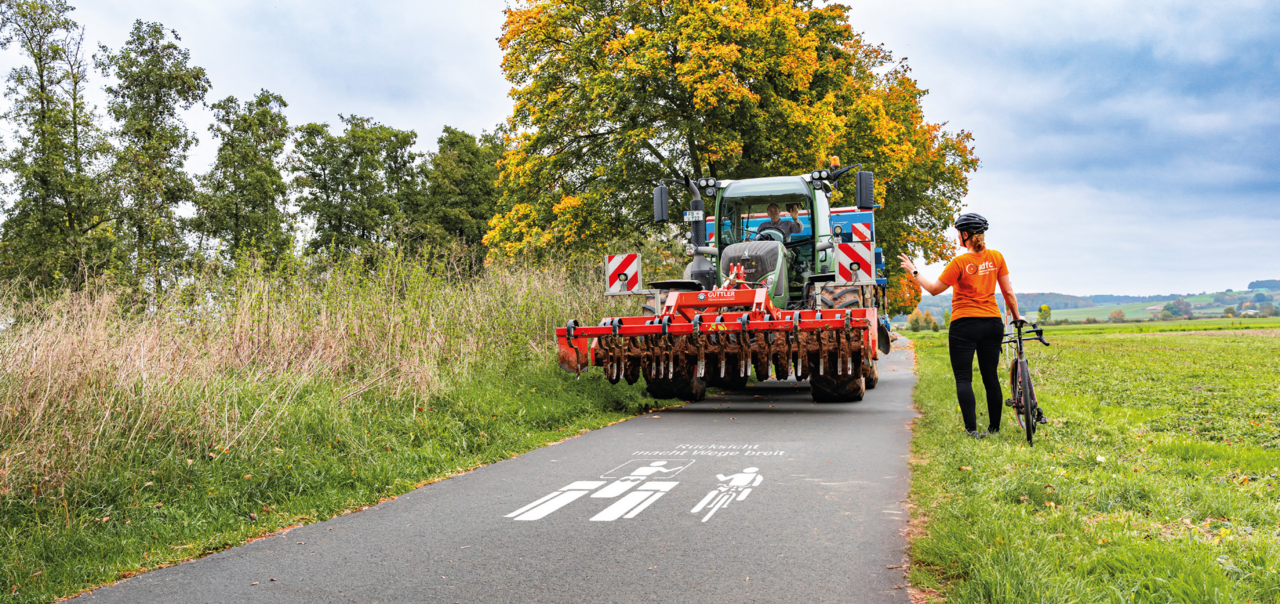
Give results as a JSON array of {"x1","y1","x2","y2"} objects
[{"x1": 907, "y1": 327, "x2": 1280, "y2": 602}]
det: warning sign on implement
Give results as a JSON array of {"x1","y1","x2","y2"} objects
[
  {"x1": 606, "y1": 254, "x2": 642, "y2": 293},
  {"x1": 835, "y1": 242, "x2": 874, "y2": 284}
]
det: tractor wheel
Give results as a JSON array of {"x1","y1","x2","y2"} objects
[
  {"x1": 706, "y1": 355, "x2": 749, "y2": 391},
  {"x1": 817, "y1": 284, "x2": 866, "y2": 311},
  {"x1": 809, "y1": 351, "x2": 866, "y2": 403},
  {"x1": 641, "y1": 290, "x2": 670, "y2": 316},
  {"x1": 864, "y1": 359, "x2": 879, "y2": 389},
  {"x1": 644, "y1": 359, "x2": 707, "y2": 402}
]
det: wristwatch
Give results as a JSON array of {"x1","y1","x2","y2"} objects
[{"x1": 912, "y1": 270, "x2": 919, "y2": 276}]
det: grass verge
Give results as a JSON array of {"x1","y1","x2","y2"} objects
[
  {"x1": 0, "y1": 254, "x2": 656, "y2": 603},
  {"x1": 907, "y1": 328, "x2": 1280, "y2": 603}
]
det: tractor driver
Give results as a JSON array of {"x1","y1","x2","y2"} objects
[{"x1": 761, "y1": 203, "x2": 803, "y2": 242}]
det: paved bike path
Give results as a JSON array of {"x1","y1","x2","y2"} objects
[{"x1": 77, "y1": 343, "x2": 918, "y2": 603}]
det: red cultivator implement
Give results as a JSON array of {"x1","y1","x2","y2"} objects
[{"x1": 557, "y1": 267, "x2": 880, "y2": 403}]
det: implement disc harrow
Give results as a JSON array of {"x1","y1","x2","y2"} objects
[{"x1": 556, "y1": 277, "x2": 879, "y2": 403}]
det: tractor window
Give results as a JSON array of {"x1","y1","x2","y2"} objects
[{"x1": 719, "y1": 176, "x2": 813, "y2": 244}]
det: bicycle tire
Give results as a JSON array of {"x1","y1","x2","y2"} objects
[
  {"x1": 1019, "y1": 359, "x2": 1036, "y2": 446},
  {"x1": 1009, "y1": 359, "x2": 1025, "y2": 431}
]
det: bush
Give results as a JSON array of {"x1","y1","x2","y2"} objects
[{"x1": 1084, "y1": 317, "x2": 1098, "y2": 324}]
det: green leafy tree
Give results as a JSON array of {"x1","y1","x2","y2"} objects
[
  {"x1": 1037, "y1": 304, "x2": 1052, "y2": 323},
  {"x1": 0, "y1": 1, "x2": 115, "y2": 288},
  {"x1": 192, "y1": 90, "x2": 293, "y2": 261},
  {"x1": 486, "y1": 0, "x2": 977, "y2": 316},
  {"x1": 1163, "y1": 298, "x2": 1192, "y2": 318},
  {"x1": 908, "y1": 309, "x2": 923, "y2": 332},
  {"x1": 407, "y1": 126, "x2": 504, "y2": 247},
  {"x1": 1223, "y1": 306, "x2": 1236, "y2": 317},
  {"x1": 292, "y1": 115, "x2": 421, "y2": 254},
  {"x1": 942, "y1": 308, "x2": 951, "y2": 328},
  {"x1": 96, "y1": 20, "x2": 209, "y2": 292}
]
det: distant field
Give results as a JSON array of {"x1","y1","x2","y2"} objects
[{"x1": 1047, "y1": 317, "x2": 1280, "y2": 335}]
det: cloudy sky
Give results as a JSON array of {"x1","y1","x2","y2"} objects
[{"x1": 4, "y1": 0, "x2": 1277, "y2": 296}]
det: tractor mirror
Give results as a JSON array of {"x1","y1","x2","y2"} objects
[
  {"x1": 856, "y1": 171, "x2": 875, "y2": 210},
  {"x1": 653, "y1": 185, "x2": 669, "y2": 222}
]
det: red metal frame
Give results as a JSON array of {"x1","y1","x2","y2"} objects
[{"x1": 555, "y1": 285, "x2": 878, "y2": 375}]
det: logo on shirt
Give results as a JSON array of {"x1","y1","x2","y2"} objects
[{"x1": 964, "y1": 260, "x2": 997, "y2": 277}]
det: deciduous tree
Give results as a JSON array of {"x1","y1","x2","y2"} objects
[
  {"x1": 487, "y1": 0, "x2": 977, "y2": 314},
  {"x1": 192, "y1": 90, "x2": 293, "y2": 261},
  {"x1": 96, "y1": 20, "x2": 209, "y2": 292},
  {"x1": 406, "y1": 126, "x2": 504, "y2": 247},
  {"x1": 292, "y1": 115, "x2": 422, "y2": 255},
  {"x1": 1037, "y1": 304, "x2": 1051, "y2": 323},
  {"x1": 0, "y1": 1, "x2": 115, "y2": 288}
]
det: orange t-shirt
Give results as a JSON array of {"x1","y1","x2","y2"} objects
[{"x1": 938, "y1": 249, "x2": 1009, "y2": 321}]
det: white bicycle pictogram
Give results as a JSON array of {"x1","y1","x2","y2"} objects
[{"x1": 691, "y1": 467, "x2": 762, "y2": 522}]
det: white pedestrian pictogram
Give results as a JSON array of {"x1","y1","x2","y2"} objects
[
  {"x1": 691, "y1": 467, "x2": 763, "y2": 522},
  {"x1": 592, "y1": 461, "x2": 680, "y2": 498},
  {"x1": 506, "y1": 459, "x2": 693, "y2": 522}
]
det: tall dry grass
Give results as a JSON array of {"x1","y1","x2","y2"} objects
[{"x1": 0, "y1": 251, "x2": 638, "y2": 495}]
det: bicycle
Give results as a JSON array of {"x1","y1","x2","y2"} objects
[{"x1": 1003, "y1": 317, "x2": 1050, "y2": 445}]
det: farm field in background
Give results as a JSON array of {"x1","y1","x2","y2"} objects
[{"x1": 908, "y1": 328, "x2": 1280, "y2": 602}]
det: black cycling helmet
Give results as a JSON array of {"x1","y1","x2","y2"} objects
[{"x1": 954, "y1": 213, "x2": 988, "y2": 234}]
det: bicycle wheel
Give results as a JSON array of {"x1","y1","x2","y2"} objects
[
  {"x1": 1019, "y1": 359, "x2": 1036, "y2": 446},
  {"x1": 1009, "y1": 359, "x2": 1026, "y2": 431}
]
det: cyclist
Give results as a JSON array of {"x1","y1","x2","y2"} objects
[{"x1": 897, "y1": 213, "x2": 1022, "y2": 438}]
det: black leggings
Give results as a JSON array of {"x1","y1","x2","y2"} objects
[{"x1": 948, "y1": 317, "x2": 1005, "y2": 432}]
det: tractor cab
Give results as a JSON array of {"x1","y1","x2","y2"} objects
[{"x1": 712, "y1": 176, "x2": 825, "y2": 308}]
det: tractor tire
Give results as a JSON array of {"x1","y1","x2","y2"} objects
[
  {"x1": 864, "y1": 359, "x2": 879, "y2": 389},
  {"x1": 817, "y1": 284, "x2": 866, "y2": 311},
  {"x1": 810, "y1": 371, "x2": 865, "y2": 403},
  {"x1": 644, "y1": 357, "x2": 707, "y2": 402},
  {"x1": 706, "y1": 354, "x2": 749, "y2": 391},
  {"x1": 641, "y1": 290, "x2": 670, "y2": 316}
]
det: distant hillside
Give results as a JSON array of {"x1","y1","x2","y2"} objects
[
  {"x1": 901, "y1": 285, "x2": 1273, "y2": 323},
  {"x1": 1087, "y1": 294, "x2": 1180, "y2": 305},
  {"x1": 913, "y1": 292, "x2": 1093, "y2": 315}
]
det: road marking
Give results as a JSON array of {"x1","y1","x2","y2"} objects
[
  {"x1": 691, "y1": 468, "x2": 764, "y2": 523},
  {"x1": 506, "y1": 481, "x2": 605, "y2": 521},
  {"x1": 508, "y1": 460, "x2": 692, "y2": 522}
]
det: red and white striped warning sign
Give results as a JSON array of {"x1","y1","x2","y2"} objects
[
  {"x1": 836, "y1": 242, "x2": 875, "y2": 284},
  {"x1": 605, "y1": 254, "x2": 642, "y2": 293},
  {"x1": 848, "y1": 222, "x2": 872, "y2": 242}
]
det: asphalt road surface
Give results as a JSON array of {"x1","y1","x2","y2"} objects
[{"x1": 77, "y1": 343, "x2": 918, "y2": 604}]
